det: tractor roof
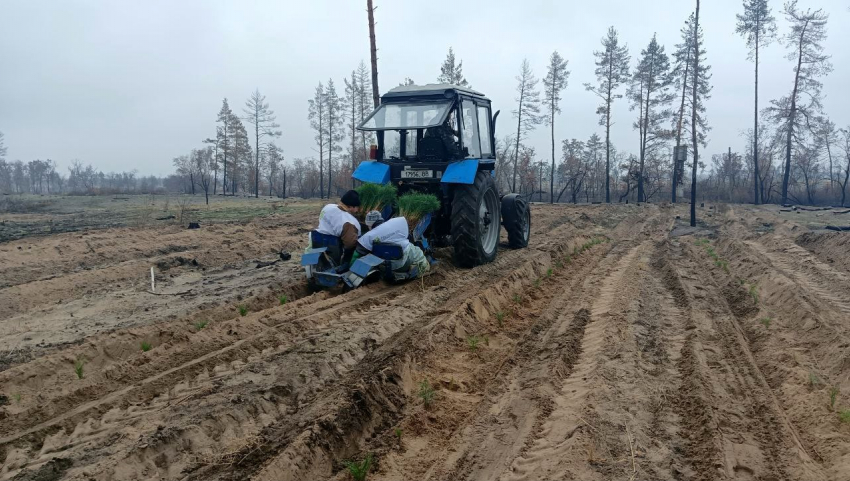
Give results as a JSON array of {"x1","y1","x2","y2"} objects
[{"x1": 382, "y1": 83, "x2": 489, "y2": 102}]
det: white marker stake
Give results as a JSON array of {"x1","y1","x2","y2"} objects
[{"x1": 151, "y1": 267, "x2": 155, "y2": 293}]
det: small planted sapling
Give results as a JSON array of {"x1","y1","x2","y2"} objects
[
  {"x1": 140, "y1": 341, "x2": 152, "y2": 352},
  {"x1": 237, "y1": 304, "x2": 248, "y2": 316},
  {"x1": 418, "y1": 379, "x2": 435, "y2": 408},
  {"x1": 344, "y1": 453, "x2": 374, "y2": 481},
  {"x1": 74, "y1": 358, "x2": 85, "y2": 379}
]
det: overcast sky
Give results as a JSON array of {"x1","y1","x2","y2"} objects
[{"x1": 1, "y1": 0, "x2": 848, "y2": 176}]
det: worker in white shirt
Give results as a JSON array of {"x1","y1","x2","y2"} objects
[
  {"x1": 315, "y1": 190, "x2": 362, "y2": 260},
  {"x1": 350, "y1": 212, "x2": 430, "y2": 280}
]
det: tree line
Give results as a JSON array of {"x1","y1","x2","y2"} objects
[{"x1": 2, "y1": 1, "x2": 847, "y2": 209}]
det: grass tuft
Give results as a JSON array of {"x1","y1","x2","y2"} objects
[
  {"x1": 74, "y1": 358, "x2": 85, "y2": 379},
  {"x1": 279, "y1": 294, "x2": 288, "y2": 305},
  {"x1": 418, "y1": 379, "x2": 435, "y2": 408},
  {"x1": 140, "y1": 341, "x2": 152, "y2": 352},
  {"x1": 237, "y1": 304, "x2": 248, "y2": 316},
  {"x1": 194, "y1": 320, "x2": 209, "y2": 331},
  {"x1": 344, "y1": 453, "x2": 374, "y2": 481}
]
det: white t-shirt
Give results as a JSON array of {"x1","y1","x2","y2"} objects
[
  {"x1": 317, "y1": 204, "x2": 361, "y2": 237},
  {"x1": 358, "y1": 217, "x2": 410, "y2": 251}
]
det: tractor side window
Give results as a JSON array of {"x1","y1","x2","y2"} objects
[
  {"x1": 460, "y1": 100, "x2": 480, "y2": 158},
  {"x1": 477, "y1": 106, "x2": 492, "y2": 157},
  {"x1": 384, "y1": 130, "x2": 401, "y2": 159},
  {"x1": 404, "y1": 130, "x2": 417, "y2": 157}
]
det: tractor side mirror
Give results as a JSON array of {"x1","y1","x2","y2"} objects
[{"x1": 462, "y1": 146, "x2": 469, "y2": 158}]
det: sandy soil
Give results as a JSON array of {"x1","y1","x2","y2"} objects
[{"x1": 2, "y1": 200, "x2": 850, "y2": 481}]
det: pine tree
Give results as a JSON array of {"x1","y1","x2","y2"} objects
[
  {"x1": 344, "y1": 70, "x2": 360, "y2": 188},
  {"x1": 736, "y1": 0, "x2": 777, "y2": 205},
  {"x1": 511, "y1": 59, "x2": 542, "y2": 192},
  {"x1": 243, "y1": 89, "x2": 281, "y2": 198},
  {"x1": 584, "y1": 27, "x2": 630, "y2": 203},
  {"x1": 671, "y1": 15, "x2": 694, "y2": 203},
  {"x1": 438, "y1": 47, "x2": 470, "y2": 87},
  {"x1": 308, "y1": 83, "x2": 326, "y2": 198},
  {"x1": 543, "y1": 51, "x2": 570, "y2": 204},
  {"x1": 628, "y1": 34, "x2": 674, "y2": 202},
  {"x1": 324, "y1": 79, "x2": 344, "y2": 197},
  {"x1": 768, "y1": 1, "x2": 831, "y2": 206},
  {"x1": 0, "y1": 131, "x2": 6, "y2": 162},
  {"x1": 216, "y1": 99, "x2": 237, "y2": 195},
  {"x1": 355, "y1": 61, "x2": 375, "y2": 154}
]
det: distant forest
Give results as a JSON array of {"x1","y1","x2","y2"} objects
[{"x1": 1, "y1": 0, "x2": 848, "y2": 207}]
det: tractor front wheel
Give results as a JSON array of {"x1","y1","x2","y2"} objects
[{"x1": 451, "y1": 172, "x2": 500, "y2": 267}]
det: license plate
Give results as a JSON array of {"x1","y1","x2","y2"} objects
[{"x1": 401, "y1": 169, "x2": 434, "y2": 179}]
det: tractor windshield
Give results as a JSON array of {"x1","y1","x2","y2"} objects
[{"x1": 359, "y1": 102, "x2": 452, "y2": 131}]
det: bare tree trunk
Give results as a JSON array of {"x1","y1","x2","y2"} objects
[
  {"x1": 782, "y1": 21, "x2": 807, "y2": 206},
  {"x1": 672, "y1": 43, "x2": 691, "y2": 204},
  {"x1": 367, "y1": 0, "x2": 380, "y2": 108},
  {"x1": 753, "y1": 28, "x2": 761, "y2": 204},
  {"x1": 690, "y1": 0, "x2": 701, "y2": 227},
  {"x1": 512, "y1": 92, "x2": 523, "y2": 193},
  {"x1": 254, "y1": 125, "x2": 260, "y2": 198}
]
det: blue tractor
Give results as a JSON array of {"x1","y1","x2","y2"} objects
[
  {"x1": 353, "y1": 84, "x2": 530, "y2": 267},
  {"x1": 302, "y1": 84, "x2": 530, "y2": 289}
]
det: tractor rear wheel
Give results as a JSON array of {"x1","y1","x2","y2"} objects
[
  {"x1": 451, "y1": 172, "x2": 500, "y2": 267},
  {"x1": 501, "y1": 194, "x2": 531, "y2": 248}
]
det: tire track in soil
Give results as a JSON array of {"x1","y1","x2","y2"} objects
[
  {"x1": 746, "y1": 238, "x2": 850, "y2": 315},
  {"x1": 363, "y1": 208, "x2": 674, "y2": 481},
  {"x1": 671, "y1": 237, "x2": 826, "y2": 481},
  {"x1": 0, "y1": 206, "x2": 595, "y2": 480}
]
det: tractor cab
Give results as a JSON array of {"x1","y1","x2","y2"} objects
[
  {"x1": 352, "y1": 84, "x2": 530, "y2": 269},
  {"x1": 356, "y1": 84, "x2": 497, "y2": 183}
]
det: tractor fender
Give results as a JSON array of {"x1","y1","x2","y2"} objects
[
  {"x1": 441, "y1": 159, "x2": 479, "y2": 184},
  {"x1": 353, "y1": 161, "x2": 391, "y2": 185}
]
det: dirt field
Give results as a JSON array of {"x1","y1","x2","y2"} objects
[{"x1": 2, "y1": 197, "x2": 850, "y2": 481}]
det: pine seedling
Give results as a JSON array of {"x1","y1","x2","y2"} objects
[
  {"x1": 533, "y1": 278, "x2": 540, "y2": 289},
  {"x1": 830, "y1": 386, "x2": 840, "y2": 410},
  {"x1": 759, "y1": 317, "x2": 771, "y2": 328},
  {"x1": 194, "y1": 320, "x2": 209, "y2": 331},
  {"x1": 418, "y1": 379, "x2": 435, "y2": 408},
  {"x1": 140, "y1": 341, "x2": 152, "y2": 352},
  {"x1": 839, "y1": 410, "x2": 850, "y2": 423},
  {"x1": 496, "y1": 311, "x2": 505, "y2": 328},
  {"x1": 556, "y1": 260, "x2": 564, "y2": 269},
  {"x1": 809, "y1": 372, "x2": 821, "y2": 387},
  {"x1": 513, "y1": 293, "x2": 522, "y2": 305},
  {"x1": 279, "y1": 294, "x2": 288, "y2": 305},
  {"x1": 237, "y1": 304, "x2": 248, "y2": 316},
  {"x1": 397, "y1": 193, "x2": 441, "y2": 228},
  {"x1": 13, "y1": 392, "x2": 21, "y2": 404},
  {"x1": 74, "y1": 358, "x2": 85, "y2": 379},
  {"x1": 344, "y1": 453, "x2": 373, "y2": 481},
  {"x1": 546, "y1": 268, "x2": 553, "y2": 278},
  {"x1": 394, "y1": 427, "x2": 403, "y2": 444},
  {"x1": 356, "y1": 182, "x2": 398, "y2": 213},
  {"x1": 749, "y1": 283, "x2": 759, "y2": 304},
  {"x1": 467, "y1": 336, "x2": 481, "y2": 352}
]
